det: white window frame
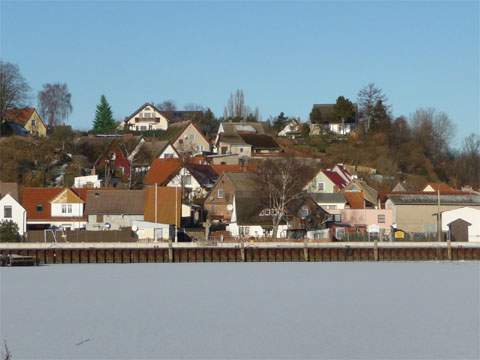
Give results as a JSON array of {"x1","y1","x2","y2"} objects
[
  {"x1": 317, "y1": 181, "x2": 325, "y2": 191},
  {"x1": 378, "y1": 214, "x2": 386, "y2": 224},
  {"x1": 217, "y1": 189, "x2": 224, "y2": 199}
]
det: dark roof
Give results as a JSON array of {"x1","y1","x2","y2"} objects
[
  {"x1": 187, "y1": 164, "x2": 218, "y2": 188},
  {"x1": 85, "y1": 190, "x2": 145, "y2": 215},
  {"x1": 238, "y1": 133, "x2": 280, "y2": 150},
  {"x1": 312, "y1": 104, "x2": 357, "y2": 124},
  {"x1": 125, "y1": 103, "x2": 202, "y2": 124},
  {"x1": 387, "y1": 193, "x2": 480, "y2": 206},
  {"x1": 221, "y1": 122, "x2": 266, "y2": 135},
  {"x1": 234, "y1": 195, "x2": 275, "y2": 226},
  {"x1": 310, "y1": 192, "x2": 346, "y2": 204},
  {"x1": 3, "y1": 121, "x2": 29, "y2": 136},
  {"x1": 225, "y1": 172, "x2": 261, "y2": 194}
]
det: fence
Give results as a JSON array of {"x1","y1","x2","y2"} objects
[{"x1": 25, "y1": 229, "x2": 135, "y2": 243}]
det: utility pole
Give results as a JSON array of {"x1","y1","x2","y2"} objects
[{"x1": 437, "y1": 188, "x2": 442, "y2": 242}]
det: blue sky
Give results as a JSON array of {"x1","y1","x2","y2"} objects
[{"x1": 1, "y1": 1, "x2": 478, "y2": 146}]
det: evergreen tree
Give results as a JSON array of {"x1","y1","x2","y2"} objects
[{"x1": 93, "y1": 95, "x2": 115, "y2": 133}]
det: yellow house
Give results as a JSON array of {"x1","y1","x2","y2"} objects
[{"x1": 5, "y1": 107, "x2": 47, "y2": 137}]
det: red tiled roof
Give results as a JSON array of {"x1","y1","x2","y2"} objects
[
  {"x1": 210, "y1": 164, "x2": 257, "y2": 176},
  {"x1": 22, "y1": 188, "x2": 87, "y2": 221},
  {"x1": 344, "y1": 192, "x2": 365, "y2": 209},
  {"x1": 324, "y1": 170, "x2": 347, "y2": 189},
  {"x1": 5, "y1": 108, "x2": 35, "y2": 125},
  {"x1": 144, "y1": 158, "x2": 182, "y2": 185}
]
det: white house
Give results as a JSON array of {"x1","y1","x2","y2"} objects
[
  {"x1": 226, "y1": 195, "x2": 288, "y2": 238},
  {"x1": 123, "y1": 103, "x2": 169, "y2": 132},
  {"x1": 0, "y1": 194, "x2": 26, "y2": 235},
  {"x1": 278, "y1": 120, "x2": 302, "y2": 138},
  {"x1": 74, "y1": 175, "x2": 102, "y2": 188},
  {"x1": 158, "y1": 143, "x2": 179, "y2": 159},
  {"x1": 442, "y1": 207, "x2": 480, "y2": 242}
]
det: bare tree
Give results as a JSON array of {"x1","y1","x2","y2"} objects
[
  {"x1": 0, "y1": 61, "x2": 30, "y2": 134},
  {"x1": 157, "y1": 100, "x2": 177, "y2": 111},
  {"x1": 257, "y1": 158, "x2": 315, "y2": 238},
  {"x1": 183, "y1": 103, "x2": 205, "y2": 111},
  {"x1": 223, "y1": 89, "x2": 261, "y2": 121},
  {"x1": 38, "y1": 83, "x2": 72, "y2": 128},
  {"x1": 357, "y1": 83, "x2": 388, "y2": 130}
]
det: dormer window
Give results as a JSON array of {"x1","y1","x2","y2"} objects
[{"x1": 36, "y1": 204, "x2": 43, "y2": 212}]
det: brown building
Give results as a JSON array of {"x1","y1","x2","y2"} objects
[{"x1": 204, "y1": 172, "x2": 260, "y2": 222}]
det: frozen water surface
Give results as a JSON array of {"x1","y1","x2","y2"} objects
[{"x1": 1, "y1": 262, "x2": 479, "y2": 359}]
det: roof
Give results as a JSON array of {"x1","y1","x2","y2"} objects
[
  {"x1": 144, "y1": 158, "x2": 183, "y2": 185},
  {"x1": 51, "y1": 189, "x2": 84, "y2": 204},
  {"x1": 144, "y1": 158, "x2": 218, "y2": 188},
  {"x1": 323, "y1": 170, "x2": 348, "y2": 189},
  {"x1": 344, "y1": 192, "x2": 365, "y2": 209},
  {"x1": 447, "y1": 218, "x2": 472, "y2": 226},
  {"x1": 4, "y1": 108, "x2": 35, "y2": 125},
  {"x1": 392, "y1": 182, "x2": 408, "y2": 192},
  {"x1": 344, "y1": 180, "x2": 378, "y2": 205},
  {"x1": 238, "y1": 133, "x2": 280, "y2": 150},
  {"x1": 387, "y1": 193, "x2": 480, "y2": 206},
  {"x1": 221, "y1": 122, "x2": 266, "y2": 135},
  {"x1": 0, "y1": 182, "x2": 19, "y2": 201},
  {"x1": 234, "y1": 194, "x2": 275, "y2": 226},
  {"x1": 133, "y1": 140, "x2": 171, "y2": 165},
  {"x1": 218, "y1": 133, "x2": 248, "y2": 146},
  {"x1": 85, "y1": 190, "x2": 146, "y2": 215},
  {"x1": 310, "y1": 192, "x2": 346, "y2": 204},
  {"x1": 312, "y1": 104, "x2": 357, "y2": 124},
  {"x1": 225, "y1": 172, "x2": 261, "y2": 193},
  {"x1": 210, "y1": 164, "x2": 256, "y2": 176},
  {"x1": 423, "y1": 183, "x2": 457, "y2": 193},
  {"x1": 22, "y1": 187, "x2": 88, "y2": 221},
  {"x1": 144, "y1": 186, "x2": 181, "y2": 226}
]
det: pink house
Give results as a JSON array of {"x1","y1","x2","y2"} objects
[{"x1": 340, "y1": 209, "x2": 393, "y2": 234}]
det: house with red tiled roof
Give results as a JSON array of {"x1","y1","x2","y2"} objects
[
  {"x1": 4, "y1": 108, "x2": 47, "y2": 137},
  {"x1": 304, "y1": 168, "x2": 349, "y2": 194},
  {"x1": 144, "y1": 158, "x2": 218, "y2": 200},
  {"x1": 22, "y1": 188, "x2": 88, "y2": 230}
]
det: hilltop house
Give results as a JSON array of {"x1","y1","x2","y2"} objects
[
  {"x1": 22, "y1": 188, "x2": 88, "y2": 230},
  {"x1": 214, "y1": 122, "x2": 280, "y2": 157},
  {"x1": 278, "y1": 119, "x2": 303, "y2": 138},
  {"x1": 3, "y1": 108, "x2": 47, "y2": 137},
  {"x1": 121, "y1": 103, "x2": 202, "y2": 132},
  {"x1": 309, "y1": 104, "x2": 358, "y2": 135},
  {"x1": 156, "y1": 121, "x2": 210, "y2": 155}
]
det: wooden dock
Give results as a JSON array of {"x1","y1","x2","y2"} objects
[{"x1": 0, "y1": 242, "x2": 479, "y2": 264}]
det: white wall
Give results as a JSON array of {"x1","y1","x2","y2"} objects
[
  {"x1": 51, "y1": 203, "x2": 84, "y2": 217},
  {"x1": 74, "y1": 175, "x2": 101, "y2": 188},
  {"x1": 126, "y1": 105, "x2": 168, "y2": 131},
  {"x1": 442, "y1": 207, "x2": 480, "y2": 242},
  {"x1": 87, "y1": 214, "x2": 144, "y2": 231},
  {"x1": 0, "y1": 194, "x2": 26, "y2": 235},
  {"x1": 158, "y1": 144, "x2": 179, "y2": 159}
]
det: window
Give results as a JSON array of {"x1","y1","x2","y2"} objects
[
  {"x1": 183, "y1": 175, "x2": 192, "y2": 185},
  {"x1": 217, "y1": 189, "x2": 224, "y2": 199},
  {"x1": 4, "y1": 206, "x2": 12, "y2": 218},
  {"x1": 62, "y1": 204, "x2": 73, "y2": 214},
  {"x1": 317, "y1": 182, "x2": 325, "y2": 191},
  {"x1": 377, "y1": 214, "x2": 386, "y2": 224},
  {"x1": 164, "y1": 153, "x2": 174, "y2": 159},
  {"x1": 299, "y1": 205, "x2": 310, "y2": 218},
  {"x1": 97, "y1": 214, "x2": 104, "y2": 223},
  {"x1": 31, "y1": 119, "x2": 36, "y2": 126},
  {"x1": 240, "y1": 148, "x2": 244, "y2": 153},
  {"x1": 36, "y1": 204, "x2": 43, "y2": 212}
]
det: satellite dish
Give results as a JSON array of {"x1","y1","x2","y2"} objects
[
  {"x1": 104, "y1": 222, "x2": 111, "y2": 229},
  {"x1": 132, "y1": 225, "x2": 138, "y2": 232},
  {"x1": 227, "y1": 204, "x2": 233, "y2": 211}
]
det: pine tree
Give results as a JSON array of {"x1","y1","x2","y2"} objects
[{"x1": 93, "y1": 95, "x2": 115, "y2": 133}]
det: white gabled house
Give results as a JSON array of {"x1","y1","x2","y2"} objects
[
  {"x1": 122, "y1": 103, "x2": 169, "y2": 132},
  {"x1": 0, "y1": 194, "x2": 27, "y2": 235}
]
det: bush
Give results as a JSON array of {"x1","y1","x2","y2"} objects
[{"x1": 0, "y1": 220, "x2": 21, "y2": 242}]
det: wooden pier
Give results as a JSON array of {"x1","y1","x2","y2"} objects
[{"x1": 0, "y1": 242, "x2": 479, "y2": 264}]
